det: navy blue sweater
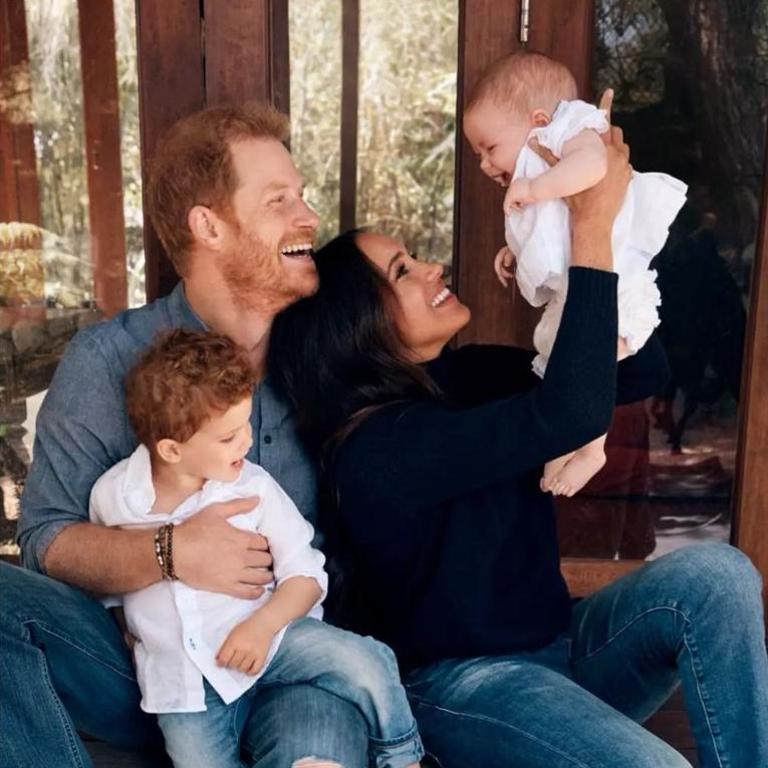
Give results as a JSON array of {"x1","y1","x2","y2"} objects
[{"x1": 324, "y1": 268, "x2": 669, "y2": 671}]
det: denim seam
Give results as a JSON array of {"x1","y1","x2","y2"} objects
[
  {"x1": 570, "y1": 605, "x2": 685, "y2": 663},
  {"x1": 31, "y1": 624, "x2": 87, "y2": 768},
  {"x1": 682, "y1": 627, "x2": 726, "y2": 768},
  {"x1": 18, "y1": 615, "x2": 136, "y2": 681},
  {"x1": 232, "y1": 694, "x2": 246, "y2": 747},
  {"x1": 409, "y1": 695, "x2": 592, "y2": 768}
]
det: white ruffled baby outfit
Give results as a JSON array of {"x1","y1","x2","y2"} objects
[{"x1": 504, "y1": 99, "x2": 687, "y2": 377}]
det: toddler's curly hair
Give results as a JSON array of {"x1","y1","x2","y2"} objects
[{"x1": 126, "y1": 329, "x2": 255, "y2": 450}]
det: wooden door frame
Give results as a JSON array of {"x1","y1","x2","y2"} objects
[{"x1": 453, "y1": 0, "x2": 768, "y2": 596}]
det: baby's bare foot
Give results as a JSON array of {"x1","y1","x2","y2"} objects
[
  {"x1": 541, "y1": 454, "x2": 573, "y2": 493},
  {"x1": 550, "y1": 451, "x2": 607, "y2": 497}
]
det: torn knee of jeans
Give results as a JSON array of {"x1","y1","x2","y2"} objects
[{"x1": 291, "y1": 757, "x2": 343, "y2": 768}]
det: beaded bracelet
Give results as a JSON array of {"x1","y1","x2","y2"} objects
[{"x1": 153, "y1": 523, "x2": 178, "y2": 581}]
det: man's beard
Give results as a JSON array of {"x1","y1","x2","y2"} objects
[{"x1": 220, "y1": 229, "x2": 318, "y2": 315}]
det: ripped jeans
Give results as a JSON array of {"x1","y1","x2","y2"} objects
[
  {"x1": 158, "y1": 617, "x2": 423, "y2": 768},
  {"x1": 0, "y1": 564, "x2": 370, "y2": 768}
]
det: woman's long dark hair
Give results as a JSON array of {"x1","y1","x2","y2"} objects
[{"x1": 269, "y1": 229, "x2": 440, "y2": 461}]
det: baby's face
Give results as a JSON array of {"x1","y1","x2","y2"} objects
[{"x1": 463, "y1": 100, "x2": 532, "y2": 187}]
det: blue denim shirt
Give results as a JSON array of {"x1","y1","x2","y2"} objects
[{"x1": 17, "y1": 282, "x2": 317, "y2": 574}]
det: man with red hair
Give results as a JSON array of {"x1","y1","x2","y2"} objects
[{"x1": 3, "y1": 104, "x2": 366, "y2": 768}]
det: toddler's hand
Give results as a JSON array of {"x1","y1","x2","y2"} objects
[
  {"x1": 216, "y1": 615, "x2": 275, "y2": 676},
  {"x1": 504, "y1": 178, "x2": 537, "y2": 214},
  {"x1": 494, "y1": 246, "x2": 517, "y2": 288}
]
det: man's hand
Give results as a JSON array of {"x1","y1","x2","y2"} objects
[
  {"x1": 528, "y1": 88, "x2": 631, "y2": 233},
  {"x1": 173, "y1": 497, "x2": 274, "y2": 600},
  {"x1": 503, "y1": 178, "x2": 537, "y2": 214},
  {"x1": 494, "y1": 246, "x2": 517, "y2": 288},
  {"x1": 216, "y1": 614, "x2": 275, "y2": 676}
]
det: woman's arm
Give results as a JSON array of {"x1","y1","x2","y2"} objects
[
  {"x1": 334, "y1": 114, "x2": 631, "y2": 512},
  {"x1": 335, "y1": 267, "x2": 618, "y2": 510}
]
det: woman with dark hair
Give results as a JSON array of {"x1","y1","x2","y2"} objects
[{"x1": 270, "y1": 130, "x2": 768, "y2": 767}]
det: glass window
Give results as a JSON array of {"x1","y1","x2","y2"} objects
[
  {"x1": 557, "y1": 0, "x2": 767, "y2": 561},
  {"x1": 288, "y1": 0, "x2": 459, "y2": 269},
  {"x1": 0, "y1": 0, "x2": 142, "y2": 560}
]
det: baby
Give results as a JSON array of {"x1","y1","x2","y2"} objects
[
  {"x1": 89, "y1": 329, "x2": 423, "y2": 768},
  {"x1": 463, "y1": 50, "x2": 686, "y2": 497}
]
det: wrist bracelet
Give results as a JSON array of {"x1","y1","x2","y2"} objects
[{"x1": 153, "y1": 524, "x2": 178, "y2": 581}]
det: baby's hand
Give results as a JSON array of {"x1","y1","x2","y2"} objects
[
  {"x1": 216, "y1": 614, "x2": 275, "y2": 676},
  {"x1": 494, "y1": 246, "x2": 517, "y2": 288},
  {"x1": 504, "y1": 178, "x2": 537, "y2": 214}
]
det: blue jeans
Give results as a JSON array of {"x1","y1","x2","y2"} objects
[
  {"x1": 406, "y1": 544, "x2": 768, "y2": 768},
  {"x1": 0, "y1": 563, "x2": 368, "y2": 768},
  {"x1": 158, "y1": 617, "x2": 423, "y2": 768}
]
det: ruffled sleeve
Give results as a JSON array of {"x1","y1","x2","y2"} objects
[{"x1": 532, "y1": 99, "x2": 609, "y2": 158}]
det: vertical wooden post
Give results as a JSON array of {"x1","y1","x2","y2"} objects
[
  {"x1": 203, "y1": 0, "x2": 290, "y2": 109},
  {"x1": 453, "y1": 0, "x2": 524, "y2": 346},
  {"x1": 0, "y1": 0, "x2": 40, "y2": 226},
  {"x1": 339, "y1": 0, "x2": 359, "y2": 232},
  {"x1": 135, "y1": 0, "x2": 205, "y2": 301},
  {"x1": 77, "y1": 0, "x2": 128, "y2": 317}
]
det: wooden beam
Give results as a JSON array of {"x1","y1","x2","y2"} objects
[
  {"x1": 135, "y1": 0, "x2": 205, "y2": 301},
  {"x1": 203, "y1": 0, "x2": 290, "y2": 109},
  {"x1": 0, "y1": 0, "x2": 41, "y2": 226},
  {"x1": 454, "y1": 0, "x2": 528, "y2": 347},
  {"x1": 339, "y1": 0, "x2": 359, "y2": 232},
  {"x1": 77, "y1": 0, "x2": 128, "y2": 318},
  {"x1": 733, "y1": 117, "x2": 768, "y2": 594}
]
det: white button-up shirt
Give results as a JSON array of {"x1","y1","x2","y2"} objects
[{"x1": 89, "y1": 445, "x2": 327, "y2": 713}]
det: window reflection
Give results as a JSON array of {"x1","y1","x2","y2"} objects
[
  {"x1": 1, "y1": 0, "x2": 142, "y2": 559},
  {"x1": 558, "y1": 0, "x2": 767, "y2": 560}
]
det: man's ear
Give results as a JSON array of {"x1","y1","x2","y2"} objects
[
  {"x1": 156, "y1": 438, "x2": 182, "y2": 465},
  {"x1": 531, "y1": 109, "x2": 551, "y2": 128},
  {"x1": 188, "y1": 205, "x2": 225, "y2": 249}
]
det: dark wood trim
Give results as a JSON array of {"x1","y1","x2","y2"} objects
[
  {"x1": 77, "y1": 0, "x2": 128, "y2": 318},
  {"x1": 732, "y1": 118, "x2": 768, "y2": 594},
  {"x1": 0, "y1": 0, "x2": 41, "y2": 226},
  {"x1": 339, "y1": 0, "x2": 359, "y2": 232},
  {"x1": 135, "y1": 0, "x2": 205, "y2": 301}
]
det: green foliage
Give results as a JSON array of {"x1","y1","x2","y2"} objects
[{"x1": 290, "y1": 0, "x2": 458, "y2": 265}]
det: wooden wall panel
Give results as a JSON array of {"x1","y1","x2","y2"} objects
[
  {"x1": 454, "y1": 0, "x2": 528, "y2": 348},
  {"x1": 527, "y1": 0, "x2": 595, "y2": 98},
  {"x1": 135, "y1": 0, "x2": 205, "y2": 301},
  {"x1": 204, "y1": 0, "x2": 270, "y2": 106},
  {"x1": 77, "y1": 0, "x2": 127, "y2": 318}
]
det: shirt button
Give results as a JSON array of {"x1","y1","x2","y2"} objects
[
  {"x1": 188, "y1": 638, "x2": 197, "y2": 650},
  {"x1": 263, "y1": 434, "x2": 272, "y2": 444}
]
